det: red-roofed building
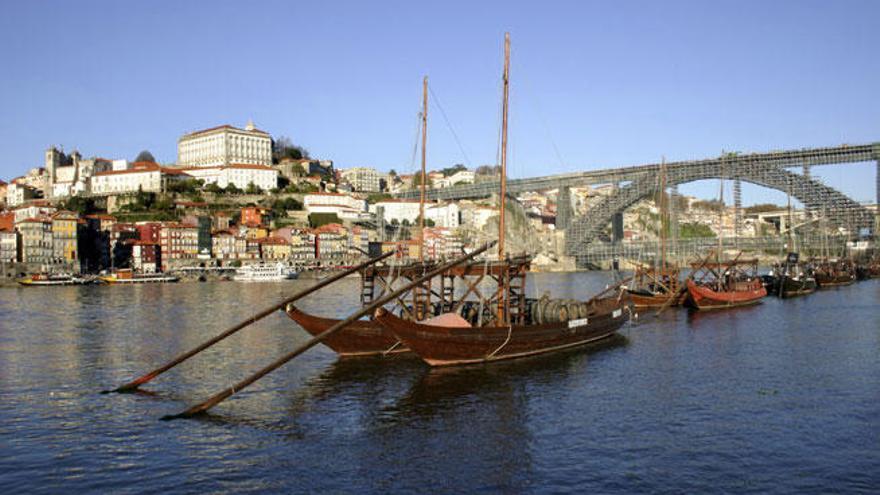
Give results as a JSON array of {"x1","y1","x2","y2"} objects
[
  {"x1": 18, "y1": 217, "x2": 53, "y2": 264},
  {"x1": 91, "y1": 162, "x2": 191, "y2": 195},
  {"x1": 131, "y1": 241, "x2": 161, "y2": 273},
  {"x1": 158, "y1": 223, "x2": 199, "y2": 270}
]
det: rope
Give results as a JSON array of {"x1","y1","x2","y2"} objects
[
  {"x1": 428, "y1": 85, "x2": 472, "y2": 168},
  {"x1": 382, "y1": 340, "x2": 402, "y2": 356},
  {"x1": 487, "y1": 325, "x2": 513, "y2": 359}
]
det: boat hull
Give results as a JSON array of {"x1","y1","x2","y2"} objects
[
  {"x1": 685, "y1": 279, "x2": 766, "y2": 310},
  {"x1": 627, "y1": 289, "x2": 686, "y2": 309},
  {"x1": 778, "y1": 276, "x2": 817, "y2": 298},
  {"x1": 285, "y1": 305, "x2": 409, "y2": 357},
  {"x1": 815, "y1": 273, "x2": 855, "y2": 288},
  {"x1": 375, "y1": 297, "x2": 630, "y2": 366}
]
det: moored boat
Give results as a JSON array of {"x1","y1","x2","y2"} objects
[
  {"x1": 100, "y1": 269, "x2": 179, "y2": 284},
  {"x1": 17, "y1": 273, "x2": 94, "y2": 286},
  {"x1": 376, "y1": 293, "x2": 630, "y2": 366},
  {"x1": 374, "y1": 33, "x2": 633, "y2": 367},
  {"x1": 285, "y1": 304, "x2": 409, "y2": 356},
  {"x1": 813, "y1": 258, "x2": 856, "y2": 288},
  {"x1": 685, "y1": 255, "x2": 767, "y2": 310},
  {"x1": 771, "y1": 252, "x2": 817, "y2": 298},
  {"x1": 233, "y1": 262, "x2": 297, "y2": 282}
]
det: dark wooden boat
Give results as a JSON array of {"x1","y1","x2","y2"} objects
[
  {"x1": 778, "y1": 274, "x2": 817, "y2": 298},
  {"x1": 626, "y1": 265, "x2": 686, "y2": 309},
  {"x1": 813, "y1": 259, "x2": 856, "y2": 288},
  {"x1": 286, "y1": 304, "x2": 409, "y2": 356},
  {"x1": 374, "y1": 34, "x2": 632, "y2": 367},
  {"x1": 375, "y1": 294, "x2": 630, "y2": 366},
  {"x1": 685, "y1": 254, "x2": 767, "y2": 310},
  {"x1": 771, "y1": 252, "x2": 817, "y2": 298}
]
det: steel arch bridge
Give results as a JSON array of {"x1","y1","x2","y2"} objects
[{"x1": 565, "y1": 159, "x2": 875, "y2": 255}]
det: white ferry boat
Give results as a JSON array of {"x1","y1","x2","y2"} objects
[
  {"x1": 233, "y1": 262, "x2": 298, "y2": 282},
  {"x1": 100, "y1": 269, "x2": 179, "y2": 284}
]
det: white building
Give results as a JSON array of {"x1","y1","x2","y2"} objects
[
  {"x1": 433, "y1": 170, "x2": 475, "y2": 188},
  {"x1": 91, "y1": 162, "x2": 189, "y2": 195},
  {"x1": 426, "y1": 202, "x2": 460, "y2": 228},
  {"x1": 372, "y1": 200, "x2": 460, "y2": 228},
  {"x1": 177, "y1": 121, "x2": 272, "y2": 168},
  {"x1": 182, "y1": 164, "x2": 277, "y2": 191},
  {"x1": 304, "y1": 193, "x2": 368, "y2": 220},
  {"x1": 6, "y1": 182, "x2": 39, "y2": 207},
  {"x1": 14, "y1": 204, "x2": 57, "y2": 224},
  {"x1": 0, "y1": 229, "x2": 19, "y2": 262},
  {"x1": 340, "y1": 167, "x2": 382, "y2": 192}
]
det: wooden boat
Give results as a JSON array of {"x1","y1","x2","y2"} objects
[
  {"x1": 685, "y1": 255, "x2": 767, "y2": 310},
  {"x1": 283, "y1": 77, "x2": 446, "y2": 357},
  {"x1": 285, "y1": 304, "x2": 408, "y2": 356},
  {"x1": 813, "y1": 259, "x2": 856, "y2": 288},
  {"x1": 624, "y1": 158, "x2": 686, "y2": 309},
  {"x1": 374, "y1": 34, "x2": 632, "y2": 367},
  {"x1": 771, "y1": 252, "x2": 817, "y2": 298},
  {"x1": 375, "y1": 295, "x2": 629, "y2": 366}
]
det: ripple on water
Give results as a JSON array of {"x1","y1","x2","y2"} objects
[{"x1": 0, "y1": 277, "x2": 879, "y2": 493}]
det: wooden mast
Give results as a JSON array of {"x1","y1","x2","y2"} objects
[
  {"x1": 419, "y1": 75, "x2": 428, "y2": 261},
  {"x1": 497, "y1": 32, "x2": 511, "y2": 324}
]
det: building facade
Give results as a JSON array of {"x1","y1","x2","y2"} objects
[
  {"x1": 177, "y1": 121, "x2": 272, "y2": 168},
  {"x1": 0, "y1": 229, "x2": 19, "y2": 263},
  {"x1": 181, "y1": 164, "x2": 277, "y2": 191},
  {"x1": 51, "y1": 211, "x2": 79, "y2": 267},
  {"x1": 18, "y1": 217, "x2": 54, "y2": 265},
  {"x1": 340, "y1": 167, "x2": 382, "y2": 192},
  {"x1": 159, "y1": 224, "x2": 199, "y2": 270}
]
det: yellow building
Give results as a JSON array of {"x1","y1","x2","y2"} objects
[
  {"x1": 51, "y1": 211, "x2": 79, "y2": 266},
  {"x1": 258, "y1": 237, "x2": 291, "y2": 260}
]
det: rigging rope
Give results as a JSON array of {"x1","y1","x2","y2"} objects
[{"x1": 427, "y1": 85, "x2": 472, "y2": 168}]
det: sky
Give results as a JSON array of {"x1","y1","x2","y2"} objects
[{"x1": 1, "y1": 0, "x2": 878, "y2": 205}]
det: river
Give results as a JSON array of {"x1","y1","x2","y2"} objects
[{"x1": 1, "y1": 273, "x2": 878, "y2": 493}]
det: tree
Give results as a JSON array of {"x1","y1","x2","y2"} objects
[
  {"x1": 134, "y1": 150, "x2": 156, "y2": 163},
  {"x1": 440, "y1": 163, "x2": 467, "y2": 177},
  {"x1": 245, "y1": 182, "x2": 263, "y2": 195},
  {"x1": 389, "y1": 169, "x2": 398, "y2": 177},
  {"x1": 475, "y1": 164, "x2": 502, "y2": 176},
  {"x1": 204, "y1": 183, "x2": 224, "y2": 194},
  {"x1": 225, "y1": 183, "x2": 242, "y2": 195},
  {"x1": 272, "y1": 135, "x2": 310, "y2": 163},
  {"x1": 411, "y1": 172, "x2": 433, "y2": 188},
  {"x1": 367, "y1": 193, "x2": 392, "y2": 204}
]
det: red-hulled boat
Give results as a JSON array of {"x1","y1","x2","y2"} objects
[{"x1": 685, "y1": 255, "x2": 767, "y2": 310}]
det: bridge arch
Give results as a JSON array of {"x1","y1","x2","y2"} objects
[{"x1": 565, "y1": 163, "x2": 873, "y2": 255}]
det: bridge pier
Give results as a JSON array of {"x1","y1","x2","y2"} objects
[
  {"x1": 733, "y1": 178, "x2": 742, "y2": 239},
  {"x1": 876, "y1": 160, "x2": 879, "y2": 237},
  {"x1": 555, "y1": 186, "x2": 572, "y2": 230},
  {"x1": 611, "y1": 212, "x2": 624, "y2": 244}
]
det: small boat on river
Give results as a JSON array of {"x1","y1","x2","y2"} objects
[
  {"x1": 771, "y1": 253, "x2": 817, "y2": 298},
  {"x1": 233, "y1": 262, "x2": 297, "y2": 282},
  {"x1": 685, "y1": 254, "x2": 767, "y2": 310},
  {"x1": 17, "y1": 273, "x2": 95, "y2": 286},
  {"x1": 812, "y1": 258, "x2": 856, "y2": 288},
  {"x1": 100, "y1": 269, "x2": 179, "y2": 284}
]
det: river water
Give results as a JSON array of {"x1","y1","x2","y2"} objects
[{"x1": 1, "y1": 273, "x2": 878, "y2": 494}]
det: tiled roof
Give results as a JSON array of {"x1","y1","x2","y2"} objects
[{"x1": 180, "y1": 124, "x2": 270, "y2": 138}]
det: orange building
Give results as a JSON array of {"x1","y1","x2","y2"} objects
[{"x1": 241, "y1": 206, "x2": 269, "y2": 227}]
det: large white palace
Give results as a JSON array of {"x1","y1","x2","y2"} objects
[{"x1": 177, "y1": 120, "x2": 272, "y2": 168}]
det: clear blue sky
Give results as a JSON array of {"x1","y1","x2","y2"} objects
[{"x1": 1, "y1": 0, "x2": 877, "y2": 204}]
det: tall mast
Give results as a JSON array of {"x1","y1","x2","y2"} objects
[
  {"x1": 659, "y1": 156, "x2": 667, "y2": 271},
  {"x1": 419, "y1": 75, "x2": 428, "y2": 261},
  {"x1": 718, "y1": 153, "x2": 725, "y2": 265},
  {"x1": 498, "y1": 32, "x2": 510, "y2": 259}
]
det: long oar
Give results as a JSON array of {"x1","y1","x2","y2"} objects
[
  {"x1": 160, "y1": 241, "x2": 496, "y2": 420},
  {"x1": 102, "y1": 250, "x2": 397, "y2": 394}
]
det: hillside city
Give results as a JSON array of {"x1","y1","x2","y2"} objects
[{"x1": 0, "y1": 121, "x2": 794, "y2": 280}]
